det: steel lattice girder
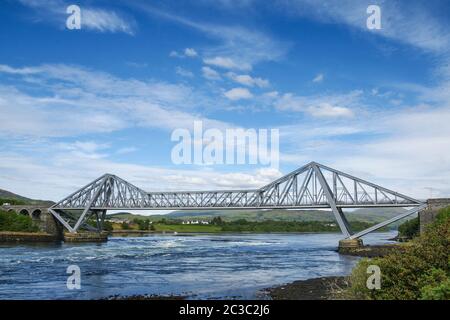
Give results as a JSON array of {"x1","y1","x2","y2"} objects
[{"x1": 50, "y1": 162, "x2": 425, "y2": 237}]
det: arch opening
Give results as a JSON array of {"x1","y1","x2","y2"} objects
[{"x1": 32, "y1": 209, "x2": 42, "y2": 219}]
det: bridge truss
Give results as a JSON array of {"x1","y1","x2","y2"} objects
[{"x1": 49, "y1": 162, "x2": 425, "y2": 239}]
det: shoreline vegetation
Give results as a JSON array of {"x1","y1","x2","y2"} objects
[
  {"x1": 266, "y1": 206, "x2": 446, "y2": 300},
  {"x1": 104, "y1": 217, "x2": 389, "y2": 234},
  {"x1": 338, "y1": 207, "x2": 449, "y2": 300}
]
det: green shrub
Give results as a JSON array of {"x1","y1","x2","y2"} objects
[
  {"x1": 133, "y1": 218, "x2": 151, "y2": 230},
  {"x1": 103, "y1": 220, "x2": 113, "y2": 231},
  {"x1": 343, "y1": 206, "x2": 450, "y2": 300},
  {"x1": 419, "y1": 268, "x2": 450, "y2": 300},
  {"x1": 0, "y1": 210, "x2": 39, "y2": 232},
  {"x1": 398, "y1": 217, "x2": 419, "y2": 239}
]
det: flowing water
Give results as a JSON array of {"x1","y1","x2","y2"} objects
[{"x1": 0, "y1": 232, "x2": 397, "y2": 299}]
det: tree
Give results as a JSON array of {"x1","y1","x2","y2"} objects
[
  {"x1": 398, "y1": 217, "x2": 420, "y2": 239},
  {"x1": 211, "y1": 216, "x2": 224, "y2": 225},
  {"x1": 103, "y1": 221, "x2": 113, "y2": 232},
  {"x1": 0, "y1": 210, "x2": 39, "y2": 232}
]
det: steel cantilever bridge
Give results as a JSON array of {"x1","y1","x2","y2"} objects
[{"x1": 49, "y1": 162, "x2": 425, "y2": 239}]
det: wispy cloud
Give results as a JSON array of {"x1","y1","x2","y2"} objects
[
  {"x1": 226, "y1": 72, "x2": 269, "y2": 88},
  {"x1": 136, "y1": 3, "x2": 289, "y2": 69},
  {"x1": 170, "y1": 48, "x2": 199, "y2": 58},
  {"x1": 312, "y1": 73, "x2": 324, "y2": 83},
  {"x1": 184, "y1": 48, "x2": 198, "y2": 57},
  {"x1": 18, "y1": 0, "x2": 136, "y2": 34},
  {"x1": 278, "y1": 0, "x2": 450, "y2": 53},
  {"x1": 274, "y1": 90, "x2": 361, "y2": 118},
  {"x1": 204, "y1": 57, "x2": 251, "y2": 71},
  {"x1": 224, "y1": 87, "x2": 253, "y2": 100},
  {"x1": 202, "y1": 66, "x2": 221, "y2": 80},
  {"x1": 176, "y1": 66, "x2": 194, "y2": 78},
  {"x1": 0, "y1": 64, "x2": 228, "y2": 137}
]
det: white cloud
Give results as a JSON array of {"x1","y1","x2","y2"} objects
[
  {"x1": 176, "y1": 66, "x2": 194, "y2": 78},
  {"x1": 202, "y1": 66, "x2": 221, "y2": 80},
  {"x1": 0, "y1": 142, "x2": 282, "y2": 200},
  {"x1": 277, "y1": 103, "x2": 450, "y2": 199},
  {"x1": 169, "y1": 50, "x2": 182, "y2": 57},
  {"x1": 275, "y1": 91, "x2": 361, "y2": 118},
  {"x1": 0, "y1": 64, "x2": 228, "y2": 137},
  {"x1": 81, "y1": 8, "x2": 135, "y2": 35},
  {"x1": 203, "y1": 56, "x2": 251, "y2": 71},
  {"x1": 312, "y1": 73, "x2": 324, "y2": 83},
  {"x1": 264, "y1": 91, "x2": 279, "y2": 98},
  {"x1": 226, "y1": 72, "x2": 269, "y2": 87},
  {"x1": 307, "y1": 103, "x2": 353, "y2": 118},
  {"x1": 170, "y1": 48, "x2": 198, "y2": 58},
  {"x1": 223, "y1": 87, "x2": 253, "y2": 100},
  {"x1": 138, "y1": 4, "x2": 289, "y2": 69},
  {"x1": 184, "y1": 48, "x2": 198, "y2": 57}
]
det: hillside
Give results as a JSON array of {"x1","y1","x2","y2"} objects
[
  {"x1": 108, "y1": 207, "x2": 411, "y2": 226},
  {"x1": 0, "y1": 188, "x2": 54, "y2": 206}
]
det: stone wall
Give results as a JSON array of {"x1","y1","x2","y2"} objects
[
  {"x1": 1, "y1": 205, "x2": 64, "y2": 238},
  {"x1": 64, "y1": 232, "x2": 108, "y2": 242},
  {"x1": 0, "y1": 231, "x2": 59, "y2": 242},
  {"x1": 419, "y1": 198, "x2": 450, "y2": 233}
]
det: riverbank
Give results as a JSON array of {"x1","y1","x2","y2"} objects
[
  {"x1": 0, "y1": 231, "x2": 58, "y2": 242},
  {"x1": 338, "y1": 243, "x2": 405, "y2": 257},
  {"x1": 267, "y1": 276, "x2": 348, "y2": 300},
  {"x1": 104, "y1": 294, "x2": 186, "y2": 300},
  {"x1": 267, "y1": 241, "x2": 404, "y2": 300}
]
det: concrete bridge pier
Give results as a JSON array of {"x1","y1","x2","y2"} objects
[
  {"x1": 63, "y1": 231, "x2": 108, "y2": 242},
  {"x1": 338, "y1": 239, "x2": 364, "y2": 253}
]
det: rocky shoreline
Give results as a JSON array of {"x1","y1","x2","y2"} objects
[
  {"x1": 338, "y1": 243, "x2": 404, "y2": 257},
  {"x1": 267, "y1": 243, "x2": 402, "y2": 299},
  {"x1": 266, "y1": 276, "x2": 348, "y2": 300}
]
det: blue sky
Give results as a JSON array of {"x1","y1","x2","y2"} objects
[{"x1": 0, "y1": 0, "x2": 449, "y2": 201}]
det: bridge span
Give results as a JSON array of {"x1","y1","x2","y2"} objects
[{"x1": 49, "y1": 162, "x2": 425, "y2": 239}]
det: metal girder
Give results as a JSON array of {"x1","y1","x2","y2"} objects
[
  {"x1": 50, "y1": 161, "x2": 425, "y2": 237},
  {"x1": 348, "y1": 204, "x2": 427, "y2": 239},
  {"x1": 313, "y1": 164, "x2": 352, "y2": 238}
]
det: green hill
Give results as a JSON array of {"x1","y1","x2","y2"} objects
[
  {"x1": 108, "y1": 207, "x2": 410, "y2": 226},
  {"x1": 0, "y1": 188, "x2": 54, "y2": 206}
]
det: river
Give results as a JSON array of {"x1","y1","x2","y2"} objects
[{"x1": 0, "y1": 231, "x2": 397, "y2": 299}]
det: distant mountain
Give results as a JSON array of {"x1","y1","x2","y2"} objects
[
  {"x1": 0, "y1": 188, "x2": 54, "y2": 206},
  {"x1": 108, "y1": 207, "x2": 412, "y2": 226}
]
